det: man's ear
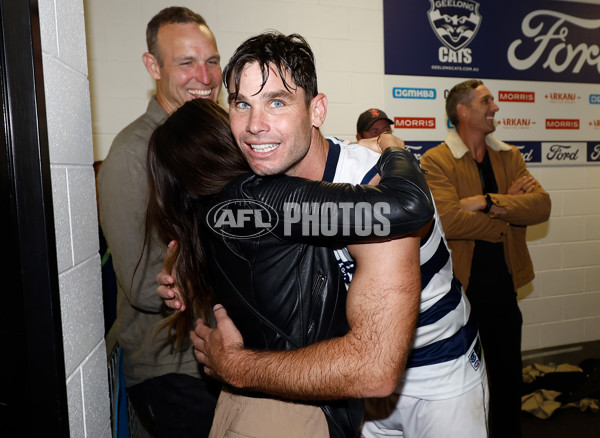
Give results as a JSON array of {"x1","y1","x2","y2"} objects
[
  {"x1": 457, "y1": 103, "x2": 468, "y2": 119},
  {"x1": 142, "y1": 52, "x2": 161, "y2": 81},
  {"x1": 311, "y1": 93, "x2": 328, "y2": 128}
]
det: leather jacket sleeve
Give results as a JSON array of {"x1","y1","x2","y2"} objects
[{"x1": 224, "y1": 147, "x2": 434, "y2": 244}]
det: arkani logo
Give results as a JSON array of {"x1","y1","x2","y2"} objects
[
  {"x1": 428, "y1": 0, "x2": 481, "y2": 64},
  {"x1": 498, "y1": 118, "x2": 535, "y2": 128},
  {"x1": 207, "y1": 199, "x2": 278, "y2": 239},
  {"x1": 545, "y1": 92, "x2": 579, "y2": 103}
]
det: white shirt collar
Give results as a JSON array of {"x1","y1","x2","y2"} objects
[{"x1": 444, "y1": 130, "x2": 512, "y2": 159}]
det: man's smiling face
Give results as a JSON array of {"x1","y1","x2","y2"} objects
[
  {"x1": 460, "y1": 85, "x2": 499, "y2": 136},
  {"x1": 227, "y1": 62, "x2": 316, "y2": 177},
  {"x1": 152, "y1": 22, "x2": 222, "y2": 113}
]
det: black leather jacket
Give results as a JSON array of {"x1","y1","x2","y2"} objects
[{"x1": 200, "y1": 147, "x2": 433, "y2": 437}]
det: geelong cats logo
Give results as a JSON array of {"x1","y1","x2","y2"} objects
[{"x1": 428, "y1": 0, "x2": 482, "y2": 51}]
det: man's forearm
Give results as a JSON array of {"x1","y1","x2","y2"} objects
[
  {"x1": 220, "y1": 324, "x2": 410, "y2": 400},
  {"x1": 208, "y1": 237, "x2": 422, "y2": 400}
]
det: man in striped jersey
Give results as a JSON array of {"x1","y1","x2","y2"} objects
[
  {"x1": 326, "y1": 136, "x2": 489, "y2": 438},
  {"x1": 161, "y1": 31, "x2": 489, "y2": 437}
]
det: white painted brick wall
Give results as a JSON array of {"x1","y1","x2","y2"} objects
[
  {"x1": 520, "y1": 165, "x2": 600, "y2": 350},
  {"x1": 41, "y1": 0, "x2": 111, "y2": 436},
  {"x1": 84, "y1": 0, "x2": 599, "y2": 362}
]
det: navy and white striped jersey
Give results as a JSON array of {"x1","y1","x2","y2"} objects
[{"x1": 323, "y1": 137, "x2": 485, "y2": 400}]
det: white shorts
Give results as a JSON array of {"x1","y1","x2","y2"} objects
[{"x1": 361, "y1": 373, "x2": 489, "y2": 438}]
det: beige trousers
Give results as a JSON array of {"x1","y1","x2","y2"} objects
[{"x1": 209, "y1": 389, "x2": 330, "y2": 438}]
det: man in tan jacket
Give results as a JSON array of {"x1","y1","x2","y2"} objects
[{"x1": 420, "y1": 79, "x2": 551, "y2": 438}]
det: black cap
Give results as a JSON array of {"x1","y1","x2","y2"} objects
[{"x1": 356, "y1": 108, "x2": 393, "y2": 134}]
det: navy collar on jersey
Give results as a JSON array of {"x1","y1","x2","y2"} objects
[
  {"x1": 323, "y1": 138, "x2": 378, "y2": 184},
  {"x1": 322, "y1": 138, "x2": 341, "y2": 182}
]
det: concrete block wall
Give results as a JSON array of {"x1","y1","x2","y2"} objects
[
  {"x1": 85, "y1": 0, "x2": 599, "y2": 359},
  {"x1": 520, "y1": 165, "x2": 600, "y2": 350},
  {"x1": 40, "y1": 0, "x2": 111, "y2": 436}
]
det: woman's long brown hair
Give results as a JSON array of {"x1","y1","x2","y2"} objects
[{"x1": 145, "y1": 98, "x2": 250, "y2": 350}]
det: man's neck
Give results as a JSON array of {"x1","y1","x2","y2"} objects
[
  {"x1": 155, "y1": 91, "x2": 178, "y2": 115},
  {"x1": 457, "y1": 127, "x2": 487, "y2": 163},
  {"x1": 289, "y1": 131, "x2": 330, "y2": 181}
]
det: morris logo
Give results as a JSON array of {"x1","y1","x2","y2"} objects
[
  {"x1": 546, "y1": 119, "x2": 580, "y2": 129},
  {"x1": 206, "y1": 199, "x2": 278, "y2": 239},
  {"x1": 395, "y1": 117, "x2": 436, "y2": 129},
  {"x1": 427, "y1": 0, "x2": 482, "y2": 51},
  {"x1": 498, "y1": 91, "x2": 535, "y2": 103}
]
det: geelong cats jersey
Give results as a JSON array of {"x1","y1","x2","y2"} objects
[{"x1": 323, "y1": 137, "x2": 484, "y2": 399}]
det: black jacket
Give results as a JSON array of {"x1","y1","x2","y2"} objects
[{"x1": 200, "y1": 147, "x2": 433, "y2": 437}]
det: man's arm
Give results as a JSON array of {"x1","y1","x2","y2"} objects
[
  {"x1": 421, "y1": 147, "x2": 550, "y2": 242},
  {"x1": 420, "y1": 151, "x2": 507, "y2": 242},
  {"x1": 454, "y1": 155, "x2": 550, "y2": 226},
  {"x1": 485, "y1": 148, "x2": 551, "y2": 226},
  {"x1": 192, "y1": 236, "x2": 421, "y2": 400},
  {"x1": 158, "y1": 140, "x2": 432, "y2": 311},
  {"x1": 98, "y1": 146, "x2": 165, "y2": 312}
]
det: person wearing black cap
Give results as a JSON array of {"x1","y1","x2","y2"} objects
[{"x1": 356, "y1": 108, "x2": 393, "y2": 140}]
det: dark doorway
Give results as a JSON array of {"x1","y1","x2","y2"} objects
[{"x1": 0, "y1": 1, "x2": 69, "y2": 436}]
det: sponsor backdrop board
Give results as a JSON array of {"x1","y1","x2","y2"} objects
[{"x1": 383, "y1": 0, "x2": 600, "y2": 166}]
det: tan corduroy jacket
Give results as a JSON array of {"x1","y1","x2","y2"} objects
[{"x1": 420, "y1": 131, "x2": 551, "y2": 291}]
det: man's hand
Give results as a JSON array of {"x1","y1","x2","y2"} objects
[
  {"x1": 357, "y1": 132, "x2": 405, "y2": 153},
  {"x1": 459, "y1": 194, "x2": 486, "y2": 212},
  {"x1": 460, "y1": 194, "x2": 506, "y2": 214},
  {"x1": 156, "y1": 240, "x2": 186, "y2": 311},
  {"x1": 507, "y1": 175, "x2": 536, "y2": 195},
  {"x1": 459, "y1": 175, "x2": 538, "y2": 214},
  {"x1": 191, "y1": 304, "x2": 246, "y2": 384}
]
